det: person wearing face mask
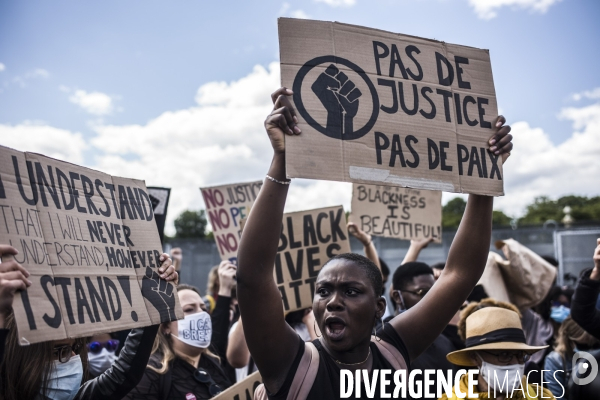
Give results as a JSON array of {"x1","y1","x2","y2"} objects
[
  {"x1": 440, "y1": 305, "x2": 555, "y2": 400},
  {"x1": 86, "y1": 334, "x2": 120, "y2": 378},
  {"x1": 0, "y1": 244, "x2": 178, "y2": 400},
  {"x1": 124, "y1": 282, "x2": 233, "y2": 399}
]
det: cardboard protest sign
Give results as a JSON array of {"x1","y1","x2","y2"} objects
[
  {"x1": 279, "y1": 18, "x2": 503, "y2": 196},
  {"x1": 276, "y1": 206, "x2": 351, "y2": 313},
  {"x1": 349, "y1": 184, "x2": 442, "y2": 242},
  {"x1": 494, "y1": 239, "x2": 556, "y2": 309},
  {"x1": 478, "y1": 252, "x2": 511, "y2": 304},
  {"x1": 200, "y1": 181, "x2": 263, "y2": 262},
  {"x1": 212, "y1": 371, "x2": 262, "y2": 400},
  {"x1": 147, "y1": 187, "x2": 171, "y2": 244},
  {"x1": 0, "y1": 146, "x2": 183, "y2": 345}
]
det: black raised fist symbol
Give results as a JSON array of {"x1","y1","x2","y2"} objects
[
  {"x1": 311, "y1": 64, "x2": 362, "y2": 138},
  {"x1": 141, "y1": 266, "x2": 177, "y2": 322}
]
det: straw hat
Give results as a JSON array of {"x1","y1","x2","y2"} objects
[{"x1": 446, "y1": 307, "x2": 548, "y2": 366}]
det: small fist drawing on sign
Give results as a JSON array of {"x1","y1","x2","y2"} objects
[
  {"x1": 311, "y1": 64, "x2": 362, "y2": 138},
  {"x1": 141, "y1": 266, "x2": 177, "y2": 322}
]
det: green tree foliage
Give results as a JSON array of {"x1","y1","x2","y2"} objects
[
  {"x1": 442, "y1": 197, "x2": 466, "y2": 228},
  {"x1": 519, "y1": 195, "x2": 600, "y2": 225},
  {"x1": 492, "y1": 210, "x2": 512, "y2": 227},
  {"x1": 442, "y1": 197, "x2": 513, "y2": 228},
  {"x1": 174, "y1": 210, "x2": 208, "y2": 238}
]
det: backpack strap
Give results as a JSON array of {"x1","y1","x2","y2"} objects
[
  {"x1": 288, "y1": 341, "x2": 320, "y2": 400},
  {"x1": 372, "y1": 336, "x2": 407, "y2": 370},
  {"x1": 253, "y1": 341, "x2": 320, "y2": 400}
]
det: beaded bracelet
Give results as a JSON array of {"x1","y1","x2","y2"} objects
[{"x1": 266, "y1": 174, "x2": 291, "y2": 185}]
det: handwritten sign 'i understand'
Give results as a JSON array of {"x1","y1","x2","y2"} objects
[{"x1": 0, "y1": 146, "x2": 183, "y2": 345}]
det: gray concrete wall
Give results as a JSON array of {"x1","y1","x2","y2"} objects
[{"x1": 165, "y1": 226, "x2": 600, "y2": 302}]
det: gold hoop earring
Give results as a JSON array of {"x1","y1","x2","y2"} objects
[{"x1": 314, "y1": 320, "x2": 321, "y2": 338}]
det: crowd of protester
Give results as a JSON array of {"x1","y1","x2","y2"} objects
[{"x1": 0, "y1": 88, "x2": 599, "y2": 400}]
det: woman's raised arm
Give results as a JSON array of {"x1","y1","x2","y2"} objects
[
  {"x1": 390, "y1": 116, "x2": 513, "y2": 362},
  {"x1": 236, "y1": 88, "x2": 303, "y2": 392}
]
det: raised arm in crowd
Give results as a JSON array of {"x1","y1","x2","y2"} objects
[{"x1": 236, "y1": 87, "x2": 513, "y2": 398}]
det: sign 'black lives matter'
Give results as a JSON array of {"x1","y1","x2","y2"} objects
[
  {"x1": 276, "y1": 206, "x2": 351, "y2": 313},
  {"x1": 0, "y1": 146, "x2": 183, "y2": 345},
  {"x1": 279, "y1": 18, "x2": 503, "y2": 196}
]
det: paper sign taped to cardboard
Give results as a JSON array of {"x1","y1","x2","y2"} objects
[
  {"x1": 275, "y1": 205, "x2": 351, "y2": 313},
  {"x1": 201, "y1": 181, "x2": 263, "y2": 262},
  {"x1": 279, "y1": 18, "x2": 503, "y2": 196},
  {"x1": 212, "y1": 371, "x2": 263, "y2": 400},
  {"x1": 0, "y1": 146, "x2": 183, "y2": 345},
  {"x1": 350, "y1": 184, "x2": 442, "y2": 242}
]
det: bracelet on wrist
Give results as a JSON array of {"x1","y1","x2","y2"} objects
[{"x1": 266, "y1": 174, "x2": 291, "y2": 185}]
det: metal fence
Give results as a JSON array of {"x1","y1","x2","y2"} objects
[
  {"x1": 166, "y1": 225, "x2": 600, "y2": 298},
  {"x1": 555, "y1": 229, "x2": 600, "y2": 286}
]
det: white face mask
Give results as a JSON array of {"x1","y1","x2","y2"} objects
[
  {"x1": 39, "y1": 354, "x2": 83, "y2": 400},
  {"x1": 88, "y1": 348, "x2": 118, "y2": 376},
  {"x1": 173, "y1": 311, "x2": 212, "y2": 348},
  {"x1": 479, "y1": 356, "x2": 524, "y2": 394}
]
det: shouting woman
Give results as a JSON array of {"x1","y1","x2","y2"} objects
[{"x1": 236, "y1": 87, "x2": 514, "y2": 399}]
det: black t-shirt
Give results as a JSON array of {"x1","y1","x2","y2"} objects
[
  {"x1": 410, "y1": 334, "x2": 457, "y2": 396},
  {"x1": 268, "y1": 323, "x2": 411, "y2": 400},
  {"x1": 124, "y1": 352, "x2": 232, "y2": 400}
]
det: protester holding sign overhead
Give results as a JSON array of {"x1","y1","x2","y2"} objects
[
  {"x1": 0, "y1": 244, "x2": 178, "y2": 400},
  {"x1": 236, "y1": 86, "x2": 513, "y2": 399}
]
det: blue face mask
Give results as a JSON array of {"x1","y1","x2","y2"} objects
[
  {"x1": 39, "y1": 354, "x2": 83, "y2": 400},
  {"x1": 551, "y1": 305, "x2": 570, "y2": 323}
]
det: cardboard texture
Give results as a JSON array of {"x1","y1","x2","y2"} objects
[
  {"x1": 477, "y1": 252, "x2": 511, "y2": 304},
  {"x1": 349, "y1": 183, "x2": 442, "y2": 242},
  {"x1": 495, "y1": 239, "x2": 557, "y2": 309},
  {"x1": 0, "y1": 145, "x2": 183, "y2": 345},
  {"x1": 212, "y1": 371, "x2": 263, "y2": 400},
  {"x1": 477, "y1": 240, "x2": 557, "y2": 309},
  {"x1": 279, "y1": 18, "x2": 503, "y2": 196},
  {"x1": 201, "y1": 181, "x2": 263, "y2": 262},
  {"x1": 275, "y1": 205, "x2": 351, "y2": 313}
]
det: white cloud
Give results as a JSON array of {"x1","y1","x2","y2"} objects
[
  {"x1": 12, "y1": 68, "x2": 50, "y2": 87},
  {"x1": 572, "y1": 87, "x2": 600, "y2": 102},
  {"x1": 279, "y1": 3, "x2": 311, "y2": 19},
  {"x1": 492, "y1": 101, "x2": 600, "y2": 217},
  {"x1": 315, "y1": 0, "x2": 356, "y2": 7},
  {"x1": 290, "y1": 9, "x2": 311, "y2": 19},
  {"x1": 0, "y1": 63, "x2": 5, "y2": 72},
  {"x1": 69, "y1": 89, "x2": 114, "y2": 115},
  {"x1": 468, "y1": 0, "x2": 561, "y2": 20},
  {"x1": 0, "y1": 122, "x2": 87, "y2": 164},
  {"x1": 31, "y1": 68, "x2": 49, "y2": 78},
  {"x1": 91, "y1": 62, "x2": 280, "y2": 235}
]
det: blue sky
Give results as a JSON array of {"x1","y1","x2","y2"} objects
[{"x1": 1, "y1": 0, "x2": 599, "y2": 232}]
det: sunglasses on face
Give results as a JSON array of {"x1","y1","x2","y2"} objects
[
  {"x1": 87, "y1": 340, "x2": 120, "y2": 354},
  {"x1": 480, "y1": 350, "x2": 529, "y2": 363},
  {"x1": 53, "y1": 343, "x2": 82, "y2": 363},
  {"x1": 194, "y1": 368, "x2": 223, "y2": 396}
]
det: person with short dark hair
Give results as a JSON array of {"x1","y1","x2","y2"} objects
[{"x1": 390, "y1": 261, "x2": 458, "y2": 393}]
